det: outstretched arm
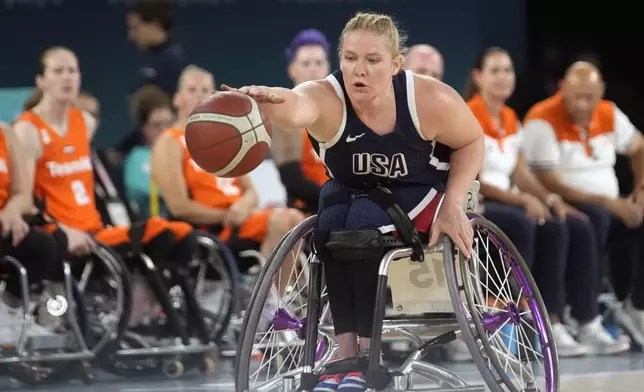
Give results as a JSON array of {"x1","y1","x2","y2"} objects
[{"x1": 221, "y1": 81, "x2": 326, "y2": 131}]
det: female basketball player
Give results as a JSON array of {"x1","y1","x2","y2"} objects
[
  {"x1": 224, "y1": 12, "x2": 483, "y2": 390},
  {"x1": 0, "y1": 122, "x2": 64, "y2": 338},
  {"x1": 15, "y1": 47, "x2": 200, "y2": 300},
  {"x1": 272, "y1": 29, "x2": 331, "y2": 213},
  {"x1": 466, "y1": 47, "x2": 628, "y2": 356}
]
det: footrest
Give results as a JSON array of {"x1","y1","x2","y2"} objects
[
  {"x1": 28, "y1": 333, "x2": 67, "y2": 351},
  {"x1": 316, "y1": 356, "x2": 392, "y2": 391}
]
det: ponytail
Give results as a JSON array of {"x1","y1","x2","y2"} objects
[
  {"x1": 462, "y1": 72, "x2": 479, "y2": 101},
  {"x1": 23, "y1": 88, "x2": 43, "y2": 111}
]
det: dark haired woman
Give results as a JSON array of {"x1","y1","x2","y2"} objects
[{"x1": 464, "y1": 46, "x2": 628, "y2": 357}]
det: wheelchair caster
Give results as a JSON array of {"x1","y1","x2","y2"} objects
[
  {"x1": 162, "y1": 360, "x2": 184, "y2": 378},
  {"x1": 390, "y1": 371, "x2": 411, "y2": 391},
  {"x1": 281, "y1": 375, "x2": 295, "y2": 392},
  {"x1": 80, "y1": 362, "x2": 95, "y2": 385},
  {"x1": 201, "y1": 355, "x2": 217, "y2": 374}
]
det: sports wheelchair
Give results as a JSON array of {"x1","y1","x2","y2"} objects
[
  {"x1": 87, "y1": 154, "x2": 240, "y2": 379},
  {"x1": 235, "y1": 183, "x2": 559, "y2": 392},
  {"x1": 0, "y1": 243, "x2": 127, "y2": 386}
]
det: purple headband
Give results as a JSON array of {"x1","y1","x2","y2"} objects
[{"x1": 285, "y1": 29, "x2": 330, "y2": 63}]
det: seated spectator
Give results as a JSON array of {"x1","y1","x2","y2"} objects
[
  {"x1": 403, "y1": 44, "x2": 444, "y2": 80},
  {"x1": 123, "y1": 86, "x2": 175, "y2": 217},
  {"x1": 150, "y1": 65, "x2": 304, "y2": 294},
  {"x1": 271, "y1": 29, "x2": 330, "y2": 214},
  {"x1": 467, "y1": 47, "x2": 628, "y2": 356},
  {"x1": 522, "y1": 61, "x2": 644, "y2": 340},
  {"x1": 75, "y1": 91, "x2": 100, "y2": 122}
]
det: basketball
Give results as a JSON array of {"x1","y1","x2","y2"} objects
[{"x1": 185, "y1": 91, "x2": 272, "y2": 177}]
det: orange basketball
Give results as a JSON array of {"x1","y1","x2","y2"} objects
[{"x1": 185, "y1": 91, "x2": 272, "y2": 177}]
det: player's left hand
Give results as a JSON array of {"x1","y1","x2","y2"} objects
[
  {"x1": 224, "y1": 199, "x2": 254, "y2": 227},
  {"x1": 220, "y1": 84, "x2": 285, "y2": 104},
  {"x1": 429, "y1": 198, "x2": 473, "y2": 259}
]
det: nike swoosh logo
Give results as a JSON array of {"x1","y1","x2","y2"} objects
[{"x1": 346, "y1": 133, "x2": 365, "y2": 143}]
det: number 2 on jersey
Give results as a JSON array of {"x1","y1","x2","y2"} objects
[{"x1": 71, "y1": 180, "x2": 91, "y2": 206}]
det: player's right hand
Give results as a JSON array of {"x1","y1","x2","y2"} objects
[
  {"x1": 63, "y1": 226, "x2": 97, "y2": 256},
  {"x1": 0, "y1": 208, "x2": 29, "y2": 247},
  {"x1": 220, "y1": 84, "x2": 285, "y2": 104}
]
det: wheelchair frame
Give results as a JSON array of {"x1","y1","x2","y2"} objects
[
  {"x1": 235, "y1": 204, "x2": 559, "y2": 392},
  {"x1": 0, "y1": 245, "x2": 126, "y2": 385},
  {"x1": 93, "y1": 231, "x2": 240, "y2": 378},
  {"x1": 0, "y1": 228, "x2": 241, "y2": 384}
]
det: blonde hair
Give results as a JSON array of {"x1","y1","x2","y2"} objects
[
  {"x1": 340, "y1": 12, "x2": 407, "y2": 57},
  {"x1": 178, "y1": 64, "x2": 215, "y2": 88}
]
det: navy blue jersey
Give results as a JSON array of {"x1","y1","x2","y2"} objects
[{"x1": 309, "y1": 69, "x2": 451, "y2": 224}]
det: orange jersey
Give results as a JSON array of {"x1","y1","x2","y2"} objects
[
  {"x1": 0, "y1": 130, "x2": 12, "y2": 210},
  {"x1": 164, "y1": 128, "x2": 242, "y2": 209},
  {"x1": 300, "y1": 130, "x2": 328, "y2": 186},
  {"x1": 16, "y1": 109, "x2": 103, "y2": 232}
]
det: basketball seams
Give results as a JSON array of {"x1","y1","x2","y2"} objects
[
  {"x1": 186, "y1": 92, "x2": 272, "y2": 176},
  {"x1": 214, "y1": 115, "x2": 269, "y2": 176}
]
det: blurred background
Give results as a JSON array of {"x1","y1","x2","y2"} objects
[
  {"x1": 0, "y1": 0, "x2": 640, "y2": 188},
  {"x1": 1, "y1": 0, "x2": 644, "y2": 390}
]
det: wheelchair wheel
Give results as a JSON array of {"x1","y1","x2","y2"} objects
[
  {"x1": 2, "y1": 275, "x2": 92, "y2": 386},
  {"x1": 445, "y1": 213, "x2": 559, "y2": 392},
  {"x1": 235, "y1": 216, "x2": 333, "y2": 392},
  {"x1": 77, "y1": 245, "x2": 133, "y2": 368},
  {"x1": 193, "y1": 231, "x2": 240, "y2": 344}
]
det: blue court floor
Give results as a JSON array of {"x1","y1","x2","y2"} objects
[{"x1": 1, "y1": 354, "x2": 644, "y2": 392}]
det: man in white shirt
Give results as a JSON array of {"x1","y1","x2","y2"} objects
[{"x1": 521, "y1": 61, "x2": 644, "y2": 337}]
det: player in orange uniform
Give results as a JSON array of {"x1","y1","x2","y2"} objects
[
  {"x1": 13, "y1": 47, "x2": 197, "y2": 269},
  {"x1": 271, "y1": 29, "x2": 331, "y2": 213},
  {"x1": 150, "y1": 65, "x2": 304, "y2": 290},
  {"x1": 0, "y1": 122, "x2": 66, "y2": 323}
]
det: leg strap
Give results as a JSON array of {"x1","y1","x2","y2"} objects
[{"x1": 320, "y1": 186, "x2": 424, "y2": 262}]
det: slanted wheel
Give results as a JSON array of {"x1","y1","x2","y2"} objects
[
  {"x1": 193, "y1": 231, "x2": 240, "y2": 344},
  {"x1": 445, "y1": 213, "x2": 559, "y2": 392},
  {"x1": 235, "y1": 216, "x2": 334, "y2": 392}
]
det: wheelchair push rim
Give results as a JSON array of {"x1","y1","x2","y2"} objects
[
  {"x1": 447, "y1": 214, "x2": 559, "y2": 392},
  {"x1": 235, "y1": 215, "x2": 333, "y2": 392}
]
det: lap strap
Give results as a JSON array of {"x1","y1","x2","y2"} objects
[{"x1": 319, "y1": 186, "x2": 424, "y2": 262}]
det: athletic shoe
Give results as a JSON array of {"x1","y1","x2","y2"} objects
[
  {"x1": 313, "y1": 374, "x2": 344, "y2": 392},
  {"x1": 577, "y1": 316, "x2": 630, "y2": 355},
  {"x1": 338, "y1": 372, "x2": 366, "y2": 391},
  {"x1": 552, "y1": 323, "x2": 588, "y2": 357}
]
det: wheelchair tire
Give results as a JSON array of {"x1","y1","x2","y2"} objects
[
  {"x1": 235, "y1": 216, "x2": 318, "y2": 392},
  {"x1": 445, "y1": 213, "x2": 559, "y2": 392},
  {"x1": 194, "y1": 231, "x2": 241, "y2": 344},
  {"x1": 83, "y1": 245, "x2": 134, "y2": 370},
  {"x1": 3, "y1": 279, "x2": 92, "y2": 386}
]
